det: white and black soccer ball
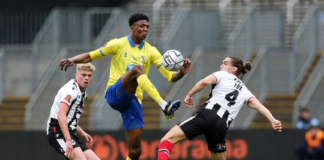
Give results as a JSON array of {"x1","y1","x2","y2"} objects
[{"x1": 162, "y1": 50, "x2": 184, "y2": 71}]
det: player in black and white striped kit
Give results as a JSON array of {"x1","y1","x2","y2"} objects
[
  {"x1": 46, "y1": 63, "x2": 100, "y2": 160},
  {"x1": 158, "y1": 56, "x2": 282, "y2": 160}
]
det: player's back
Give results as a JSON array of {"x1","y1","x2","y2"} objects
[{"x1": 205, "y1": 71, "x2": 254, "y2": 121}]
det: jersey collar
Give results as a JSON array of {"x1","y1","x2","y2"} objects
[{"x1": 128, "y1": 35, "x2": 144, "y2": 50}]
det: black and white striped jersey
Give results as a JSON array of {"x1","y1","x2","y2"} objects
[
  {"x1": 204, "y1": 71, "x2": 255, "y2": 123},
  {"x1": 46, "y1": 79, "x2": 87, "y2": 135}
]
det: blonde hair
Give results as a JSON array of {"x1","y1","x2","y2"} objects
[{"x1": 76, "y1": 63, "x2": 96, "y2": 72}]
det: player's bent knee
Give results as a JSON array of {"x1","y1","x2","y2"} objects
[
  {"x1": 132, "y1": 64, "x2": 145, "y2": 75},
  {"x1": 71, "y1": 148, "x2": 87, "y2": 160},
  {"x1": 70, "y1": 155, "x2": 87, "y2": 160},
  {"x1": 83, "y1": 150, "x2": 101, "y2": 160}
]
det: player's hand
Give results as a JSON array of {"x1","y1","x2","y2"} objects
[
  {"x1": 184, "y1": 94, "x2": 194, "y2": 108},
  {"x1": 180, "y1": 58, "x2": 191, "y2": 74},
  {"x1": 60, "y1": 58, "x2": 74, "y2": 71},
  {"x1": 82, "y1": 133, "x2": 93, "y2": 148},
  {"x1": 272, "y1": 119, "x2": 282, "y2": 132},
  {"x1": 65, "y1": 140, "x2": 73, "y2": 159}
]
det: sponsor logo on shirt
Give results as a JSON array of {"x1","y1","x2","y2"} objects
[{"x1": 130, "y1": 56, "x2": 146, "y2": 66}]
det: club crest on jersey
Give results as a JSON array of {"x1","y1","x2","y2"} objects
[
  {"x1": 142, "y1": 56, "x2": 146, "y2": 64},
  {"x1": 64, "y1": 95, "x2": 71, "y2": 102}
]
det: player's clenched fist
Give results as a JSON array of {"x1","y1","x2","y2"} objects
[
  {"x1": 184, "y1": 94, "x2": 194, "y2": 108},
  {"x1": 60, "y1": 58, "x2": 74, "y2": 71},
  {"x1": 272, "y1": 119, "x2": 282, "y2": 132}
]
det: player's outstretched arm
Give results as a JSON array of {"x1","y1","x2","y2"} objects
[
  {"x1": 248, "y1": 98, "x2": 282, "y2": 132},
  {"x1": 77, "y1": 125, "x2": 93, "y2": 148},
  {"x1": 60, "y1": 53, "x2": 92, "y2": 71},
  {"x1": 184, "y1": 74, "x2": 217, "y2": 107},
  {"x1": 171, "y1": 58, "x2": 191, "y2": 82}
]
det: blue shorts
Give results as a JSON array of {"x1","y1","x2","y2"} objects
[{"x1": 105, "y1": 77, "x2": 143, "y2": 130}]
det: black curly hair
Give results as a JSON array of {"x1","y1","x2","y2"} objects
[{"x1": 128, "y1": 13, "x2": 149, "y2": 27}]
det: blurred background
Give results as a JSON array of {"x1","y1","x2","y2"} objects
[{"x1": 1, "y1": 0, "x2": 324, "y2": 159}]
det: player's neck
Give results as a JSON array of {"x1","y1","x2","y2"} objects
[
  {"x1": 233, "y1": 74, "x2": 239, "y2": 78},
  {"x1": 79, "y1": 87, "x2": 85, "y2": 92},
  {"x1": 131, "y1": 35, "x2": 143, "y2": 44},
  {"x1": 78, "y1": 84, "x2": 86, "y2": 92},
  {"x1": 75, "y1": 79, "x2": 86, "y2": 92},
  {"x1": 228, "y1": 72, "x2": 239, "y2": 78}
]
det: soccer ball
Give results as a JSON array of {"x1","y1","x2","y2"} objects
[{"x1": 162, "y1": 50, "x2": 184, "y2": 71}]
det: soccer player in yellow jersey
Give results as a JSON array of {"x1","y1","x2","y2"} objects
[{"x1": 60, "y1": 13, "x2": 191, "y2": 160}]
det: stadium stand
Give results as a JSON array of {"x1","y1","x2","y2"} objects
[
  {"x1": 0, "y1": 96, "x2": 29, "y2": 130},
  {"x1": 1, "y1": 0, "x2": 324, "y2": 131},
  {"x1": 142, "y1": 95, "x2": 166, "y2": 129}
]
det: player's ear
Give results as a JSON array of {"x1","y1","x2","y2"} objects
[
  {"x1": 232, "y1": 67, "x2": 238, "y2": 74},
  {"x1": 130, "y1": 25, "x2": 135, "y2": 32}
]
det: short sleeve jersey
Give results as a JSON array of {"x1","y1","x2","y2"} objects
[
  {"x1": 205, "y1": 71, "x2": 255, "y2": 122},
  {"x1": 89, "y1": 35, "x2": 172, "y2": 103},
  {"x1": 46, "y1": 79, "x2": 87, "y2": 134}
]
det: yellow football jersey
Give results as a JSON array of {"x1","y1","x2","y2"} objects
[{"x1": 89, "y1": 35, "x2": 175, "y2": 103}]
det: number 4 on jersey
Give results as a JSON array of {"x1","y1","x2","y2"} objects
[{"x1": 225, "y1": 90, "x2": 239, "y2": 107}]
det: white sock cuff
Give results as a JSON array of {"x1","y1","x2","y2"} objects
[{"x1": 159, "y1": 100, "x2": 168, "y2": 110}]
